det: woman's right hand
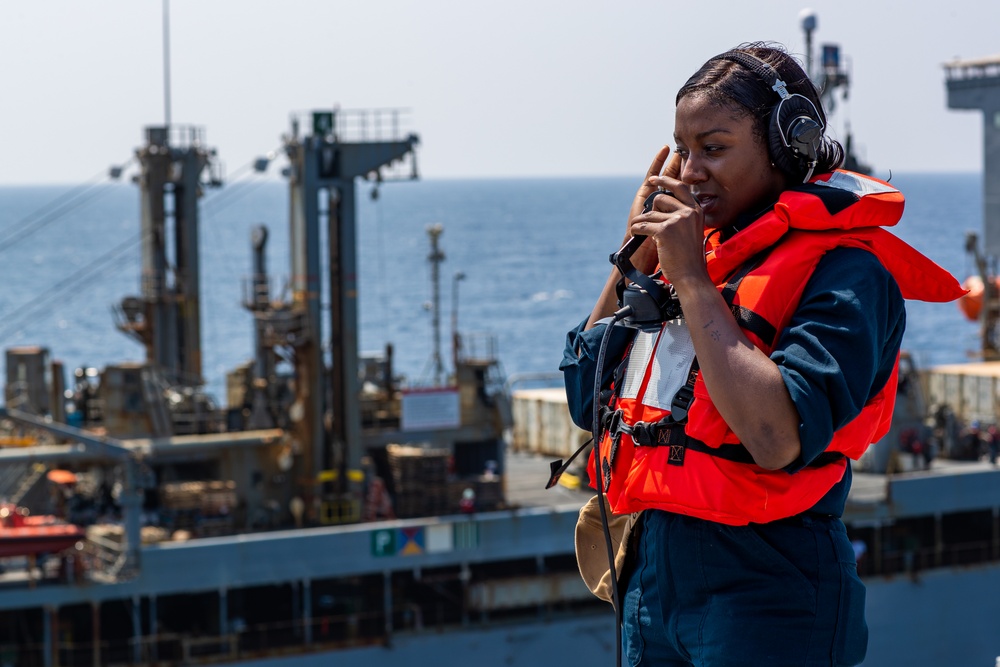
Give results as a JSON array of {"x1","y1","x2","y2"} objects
[
  {"x1": 625, "y1": 146, "x2": 681, "y2": 275},
  {"x1": 583, "y1": 146, "x2": 681, "y2": 330}
]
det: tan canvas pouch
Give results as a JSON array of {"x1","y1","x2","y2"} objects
[{"x1": 574, "y1": 494, "x2": 641, "y2": 604}]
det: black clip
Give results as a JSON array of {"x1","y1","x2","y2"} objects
[
  {"x1": 605, "y1": 409, "x2": 623, "y2": 436},
  {"x1": 628, "y1": 421, "x2": 653, "y2": 446},
  {"x1": 609, "y1": 430, "x2": 622, "y2": 468}
]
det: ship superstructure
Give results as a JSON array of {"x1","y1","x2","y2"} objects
[
  {"x1": 0, "y1": 110, "x2": 581, "y2": 666},
  {"x1": 945, "y1": 55, "x2": 1000, "y2": 360}
]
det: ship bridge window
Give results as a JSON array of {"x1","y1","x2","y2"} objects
[
  {"x1": 941, "y1": 509, "x2": 996, "y2": 566},
  {"x1": 881, "y1": 516, "x2": 935, "y2": 577},
  {"x1": 310, "y1": 574, "x2": 385, "y2": 643},
  {"x1": 393, "y1": 566, "x2": 465, "y2": 630},
  {"x1": 849, "y1": 509, "x2": 1000, "y2": 578},
  {"x1": 0, "y1": 608, "x2": 43, "y2": 665}
]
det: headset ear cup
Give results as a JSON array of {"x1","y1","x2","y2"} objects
[
  {"x1": 768, "y1": 94, "x2": 824, "y2": 177},
  {"x1": 768, "y1": 107, "x2": 795, "y2": 175}
]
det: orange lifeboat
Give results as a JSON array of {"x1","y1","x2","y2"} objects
[
  {"x1": 957, "y1": 275, "x2": 1000, "y2": 321},
  {"x1": 0, "y1": 504, "x2": 84, "y2": 558}
]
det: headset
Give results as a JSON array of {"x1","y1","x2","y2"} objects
[
  {"x1": 608, "y1": 50, "x2": 826, "y2": 331},
  {"x1": 714, "y1": 50, "x2": 825, "y2": 183}
]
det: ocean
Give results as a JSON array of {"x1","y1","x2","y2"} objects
[{"x1": 0, "y1": 172, "x2": 982, "y2": 404}]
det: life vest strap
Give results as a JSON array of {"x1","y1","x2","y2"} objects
[
  {"x1": 728, "y1": 305, "x2": 778, "y2": 348},
  {"x1": 668, "y1": 359, "x2": 699, "y2": 424},
  {"x1": 601, "y1": 408, "x2": 845, "y2": 469},
  {"x1": 721, "y1": 251, "x2": 779, "y2": 348}
]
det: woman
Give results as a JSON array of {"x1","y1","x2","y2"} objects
[{"x1": 561, "y1": 43, "x2": 963, "y2": 666}]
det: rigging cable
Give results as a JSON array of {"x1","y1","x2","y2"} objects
[
  {"x1": 0, "y1": 231, "x2": 146, "y2": 342},
  {"x1": 199, "y1": 147, "x2": 284, "y2": 217},
  {"x1": 0, "y1": 152, "x2": 283, "y2": 348},
  {"x1": 592, "y1": 308, "x2": 630, "y2": 667},
  {"x1": 0, "y1": 161, "x2": 133, "y2": 255},
  {"x1": 201, "y1": 172, "x2": 270, "y2": 220}
]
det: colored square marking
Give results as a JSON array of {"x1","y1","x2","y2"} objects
[
  {"x1": 398, "y1": 527, "x2": 425, "y2": 555},
  {"x1": 371, "y1": 528, "x2": 396, "y2": 557}
]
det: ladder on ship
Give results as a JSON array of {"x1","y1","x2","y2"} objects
[{"x1": 0, "y1": 461, "x2": 47, "y2": 507}]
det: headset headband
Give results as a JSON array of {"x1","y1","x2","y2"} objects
[{"x1": 714, "y1": 50, "x2": 825, "y2": 182}]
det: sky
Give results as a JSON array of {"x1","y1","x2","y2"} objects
[{"x1": 1, "y1": 0, "x2": 998, "y2": 184}]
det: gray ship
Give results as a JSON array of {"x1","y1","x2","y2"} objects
[{"x1": 0, "y1": 106, "x2": 625, "y2": 667}]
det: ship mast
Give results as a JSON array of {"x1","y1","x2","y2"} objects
[
  {"x1": 114, "y1": 126, "x2": 222, "y2": 386},
  {"x1": 162, "y1": 0, "x2": 172, "y2": 129},
  {"x1": 283, "y1": 109, "x2": 419, "y2": 509},
  {"x1": 114, "y1": 0, "x2": 223, "y2": 387},
  {"x1": 799, "y1": 9, "x2": 870, "y2": 174},
  {"x1": 945, "y1": 55, "x2": 1000, "y2": 360},
  {"x1": 427, "y1": 223, "x2": 445, "y2": 385}
]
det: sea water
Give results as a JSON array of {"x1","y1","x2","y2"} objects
[{"x1": 0, "y1": 172, "x2": 982, "y2": 404}]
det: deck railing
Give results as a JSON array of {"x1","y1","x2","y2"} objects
[
  {"x1": 0, "y1": 601, "x2": 608, "y2": 666},
  {"x1": 859, "y1": 538, "x2": 997, "y2": 578}
]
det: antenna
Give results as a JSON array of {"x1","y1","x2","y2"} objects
[
  {"x1": 799, "y1": 8, "x2": 817, "y2": 80},
  {"x1": 162, "y1": 0, "x2": 172, "y2": 129},
  {"x1": 427, "y1": 223, "x2": 446, "y2": 385}
]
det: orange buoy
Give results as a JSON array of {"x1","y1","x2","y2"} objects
[
  {"x1": 957, "y1": 275, "x2": 1000, "y2": 321},
  {"x1": 958, "y1": 276, "x2": 983, "y2": 320}
]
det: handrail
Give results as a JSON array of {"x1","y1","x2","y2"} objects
[{"x1": 288, "y1": 108, "x2": 415, "y2": 144}]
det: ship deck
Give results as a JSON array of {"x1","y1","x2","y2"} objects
[
  {"x1": 503, "y1": 450, "x2": 592, "y2": 509},
  {"x1": 0, "y1": 452, "x2": 597, "y2": 613},
  {"x1": 1, "y1": 450, "x2": 999, "y2": 667},
  {"x1": 1, "y1": 451, "x2": 998, "y2": 601}
]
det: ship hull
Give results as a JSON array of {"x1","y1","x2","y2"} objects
[{"x1": 233, "y1": 563, "x2": 1000, "y2": 667}]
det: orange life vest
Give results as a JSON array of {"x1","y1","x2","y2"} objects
[{"x1": 595, "y1": 170, "x2": 965, "y2": 526}]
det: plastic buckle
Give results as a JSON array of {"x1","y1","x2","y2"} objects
[
  {"x1": 604, "y1": 409, "x2": 623, "y2": 437},
  {"x1": 629, "y1": 421, "x2": 653, "y2": 446},
  {"x1": 670, "y1": 388, "x2": 693, "y2": 424}
]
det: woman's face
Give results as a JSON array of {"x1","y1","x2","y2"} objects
[{"x1": 673, "y1": 93, "x2": 787, "y2": 229}]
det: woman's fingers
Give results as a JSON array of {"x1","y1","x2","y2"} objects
[
  {"x1": 648, "y1": 173, "x2": 699, "y2": 210},
  {"x1": 629, "y1": 146, "x2": 674, "y2": 227},
  {"x1": 646, "y1": 146, "x2": 672, "y2": 179},
  {"x1": 662, "y1": 151, "x2": 682, "y2": 180}
]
